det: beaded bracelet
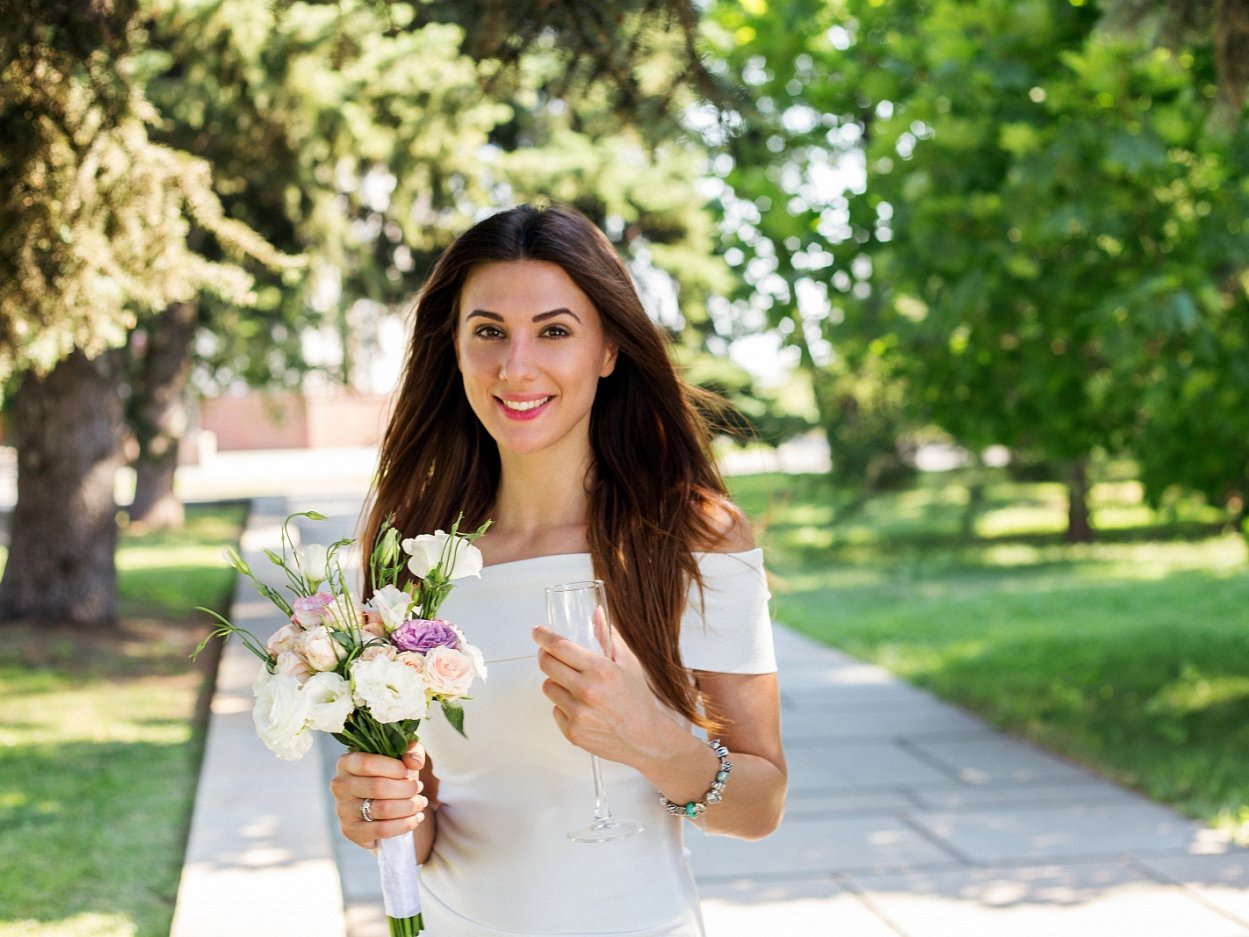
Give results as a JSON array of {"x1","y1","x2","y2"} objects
[{"x1": 658, "y1": 739, "x2": 732, "y2": 819}]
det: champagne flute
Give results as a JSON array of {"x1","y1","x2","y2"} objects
[{"x1": 544, "y1": 579, "x2": 644, "y2": 843}]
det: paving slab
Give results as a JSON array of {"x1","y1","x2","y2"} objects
[
  {"x1": 787, "y1": 739, "x2": 958, "y2": 790},
  {"x1": 907, "y1": 735, "x2": 1096, "y2": 785},
  {"x1": 785, "y1": 786, "x2": 918, "y2": 817},
  {"x1": 847, "y1": 860, "x2": 1249, "y2": 937},
  {"x1": 1135, "y1": 853, "x2": 1249, "y2": 927},
  {"x1": 781, "y1": 698, "x2": 992, "y2": 741},
  {"x1": 907, "y1": 800, "x2": 1214, "y2": 865},
  {"x1": 685, "y1": 813, "x2": 962, "y2": 878},
  {"x1": 699, "y1": 877, "x2": 898, "y2": 937},
  {"x1": 911, "y1": 778, "x2": 1143, "y2": 812}
]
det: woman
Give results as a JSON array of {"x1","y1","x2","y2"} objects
[{"x1": 331, "y1": 204, "x2": 786, "y2": 936}]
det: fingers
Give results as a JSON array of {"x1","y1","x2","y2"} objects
[
  {"x1": 339, "y1": 750, "x2": 416, "y2": 781},
  {"x1": 331, "y1": 751, "x2": 428, "y2": 849},
  {"x1": 531, "y1": 626, "x2": 595, "y2": 668},
  {"x1": 401, "y1": 740, "x2": 426, "y2": 776}
]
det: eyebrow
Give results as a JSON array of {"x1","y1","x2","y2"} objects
[{"x1": 464, "y1": 307, "x2": 582, "y2": 323}]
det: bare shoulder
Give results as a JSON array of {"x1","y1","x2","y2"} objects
[{"x1": 694, "y1": 495, "x2": 756, "y2": 554}]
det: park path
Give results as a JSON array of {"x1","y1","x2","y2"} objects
[{"x1": 164, "y1": 448, "x2": 1249, "y2": 936}]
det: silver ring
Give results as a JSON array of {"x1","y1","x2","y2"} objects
[{"x1": 360, "y1": 797, "x2": 375, "y2": 822}]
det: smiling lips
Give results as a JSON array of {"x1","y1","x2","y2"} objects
[{"x1": 497, "y1": 395, "x2": 553, "y2": 420}]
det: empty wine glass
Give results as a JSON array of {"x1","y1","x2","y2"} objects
[{"x1": 544, "y1": 579, "x2": 644, "y2": 843}]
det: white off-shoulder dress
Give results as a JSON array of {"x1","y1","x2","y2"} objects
[{"x1": 414, "y1": 550, "x2": 776, "y2": 936}]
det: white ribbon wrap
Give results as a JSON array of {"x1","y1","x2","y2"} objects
[{"x1": 377, "y1": 831, "x2": 422, "y2": 919}]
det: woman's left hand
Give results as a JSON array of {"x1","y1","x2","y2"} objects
[{"x1": 532, "y1": 624, "x2": 674, "y2": 767}]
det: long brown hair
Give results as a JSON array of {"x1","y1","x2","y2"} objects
[{"x1": 364, "y1": 204, "x2": 734, "y2": 729}]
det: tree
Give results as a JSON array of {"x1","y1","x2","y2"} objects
[
  {"x1": 709, "y1": 0, "x2": 1249, "y2": 540},
  {"x1": 704, "y1": 0, "x2": 927, "y2": 491},
  {"x1": 0, "y1": 1, "x2": 292, "y2": 623}
]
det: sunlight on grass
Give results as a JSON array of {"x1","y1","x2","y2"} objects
[
  {"x1": 0, "y1": 673, "x2": 196, "y2": 747},
  {"x1": 0, "y1": 503, "x2": 246, "y2": 937},
  {"x1": 116, "y1": 541, "x2": 231, "y2": 570},
  {"x1": 978, "y1": 534, "x2": 1248, "y2": 579},
  {"x1": 1146, "y1": 666, "x2": 1249, "y2": 717},
  {"x1": 977, "y1": 501, "x2": 1066, "y2": 537},
  {"x1": 0, "y1": 912, "x2": 138, "y2": 937}
]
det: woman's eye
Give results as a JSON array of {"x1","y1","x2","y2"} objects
[
  {"x1": 474, "y1": 325, "x2": 505, "y2": 339},
  {"x1": 542, "y1": 324, "x2": 571, "y2": 338}
]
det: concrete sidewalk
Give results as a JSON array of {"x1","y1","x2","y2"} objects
[{"x1": 173, "y1": 481, "x2": 1249, "y2": 936}]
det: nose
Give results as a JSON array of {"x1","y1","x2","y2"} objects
[{"x1": 499, "y1": 335, "x2": 536, "y2": 383}]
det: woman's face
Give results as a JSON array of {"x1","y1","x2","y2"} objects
[{"x1": 455, "y1": 260, "x2": 618, "y2": 461}]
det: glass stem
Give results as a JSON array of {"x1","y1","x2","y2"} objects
[{"x1": 589, "y1": 754, "x2": 616, "y2": 826}]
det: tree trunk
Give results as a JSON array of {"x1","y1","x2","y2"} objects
[
  {"x1": 1064, "y1": 458, "x2": 1094, "y2": 543},
  {"x1": 128, "y1": 301, "x2": 197, "y2": 529},
  {"x1": 0, "y1": 350, "x2": 125, "y2": 626}
]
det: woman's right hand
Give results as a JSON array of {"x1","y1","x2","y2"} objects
[{"x1": 330, "y1": 741, "x2": 430, "y2": 849}]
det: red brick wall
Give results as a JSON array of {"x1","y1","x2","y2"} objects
[{"x1": 200, "y1": 392, "x2": 394, "y2": 450}]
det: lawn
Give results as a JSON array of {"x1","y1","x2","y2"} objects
[
  {"x1": 0, "y1": 502, "x2": 247, "y2": 937},
  {"x1": 730, "y1": 466, "x2": 1249, "y2": 842}
]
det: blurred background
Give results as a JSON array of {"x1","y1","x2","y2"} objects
[{"x1": 2, "y1": 0, "x2": 1248, "y2": 934}]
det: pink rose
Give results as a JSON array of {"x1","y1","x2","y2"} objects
[
  {"x1": 291, "y1": 592, "x2": 335, "y2": 627},
  {"x1": 266, "y1": 623, "x2": 302, "y2": 657},
  {"x1": 274, "y1": 649, "x2": 312, "y2": 683},
  {"x1": 421, "y1": 645, "x2": 475, "y2": 698},
  {"x1": 296, "y1": 626, "x2": 343, "y2": 672},
  {"x1": 360, "y1": 644, "x2": 397, "y2": 662},
  {"x1": 397, "y1": 651, "x2": 426, "y2": 672},
  {"x1": 361, "y1": 611, "x2": 388, "y2": 640}
]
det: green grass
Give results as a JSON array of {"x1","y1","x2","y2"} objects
[
  {"x1": 731, "y1": 468, "x2": 1249, "y2": 842},
  {"x1": 0, "y1": 501, "x2": 247, "y2": 937}
]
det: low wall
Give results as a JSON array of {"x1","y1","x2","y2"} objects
[{"x1": 200, "y1": 393, "x2": 394, "y2": 451}]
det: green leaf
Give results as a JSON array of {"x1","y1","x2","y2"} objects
[{"x1": 440, "y1": 700, "x2": 467, "y2": 737}]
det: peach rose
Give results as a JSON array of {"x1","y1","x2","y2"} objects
[{"x1": 421, "y1": 645, "x2": 476, "y2": 698}]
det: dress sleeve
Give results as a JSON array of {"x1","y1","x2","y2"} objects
[{"x1": 679, "y1": 548, "x2": 777, "y2": 674}]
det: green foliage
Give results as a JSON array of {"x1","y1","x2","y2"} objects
[
  {"x1": 126, "y1": 0, "x2": 730, "y2": 391},
  {"x1": 710, "y1": 0, "x2": 1249, "y2": 528},
  {"x1": 0, "y1": 2, "x2": 297, "y2": 383}
]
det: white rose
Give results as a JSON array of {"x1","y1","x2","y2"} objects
[
  {"x1": 351, "y1": 656, "x2": 429, "y2": 723},
  {"x1": 402, "y1": 531, "x2": 483, "y2": 580},
  {"x1": 367, "y1": 584, "x2": 414, "y2": 631},
  {"x1": 303, "y1": 672, "x2": 354, "y2": 732},
  {"x1": 296, "y1": 626, "x2": 343, "y2": 673},
  {"x1": 296, "y1": 543, "x2": 330, "y2": 588},
  {"x1": 252, "y1": 671, "x2": 313, "y2": 761},
  {"x1": 401, "y1": 532, "x2": 447, "y2": 579},
  {"x1": 462, "y1": 640, "x2": 489, "y2": 681},
  {"x1": 421, "y1": 645, "x2": 477, "y2": 698},
  {"x1": 446, "y1": 537, "x2": 484, "y2": 580},
  {"x1": 321, "y1": 594, "x2": 362, "y2": 631}
]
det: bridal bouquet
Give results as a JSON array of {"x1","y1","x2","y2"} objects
[{"x1": 196, "y1": 510, "x2": 490, "y2": 937}]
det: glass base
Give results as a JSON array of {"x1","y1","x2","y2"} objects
[{"x1": 568, "y1": 818, "x2": 644, "y2": 843}]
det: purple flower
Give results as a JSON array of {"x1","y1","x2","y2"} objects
[{"x1": 391, "y1": 618, "x2": 462, "y2": 653}]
